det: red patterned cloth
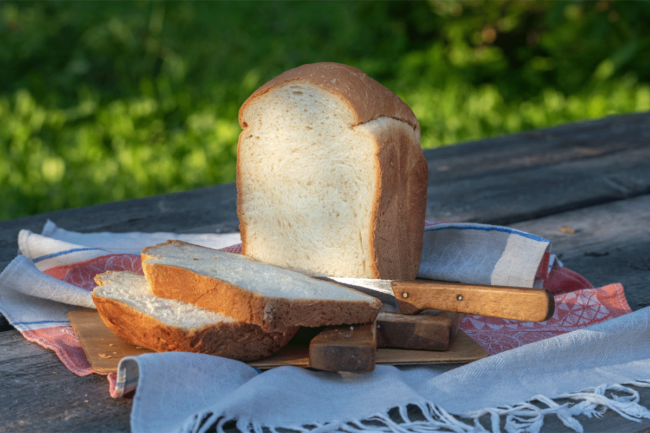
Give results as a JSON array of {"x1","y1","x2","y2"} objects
[
  {"x1": 461, "y1": 267, "x2": 632, "y2": 354},
  {"x1": 25, "y1": 254, "x2": 145, "y2": 378}
]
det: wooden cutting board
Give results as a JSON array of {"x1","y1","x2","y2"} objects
[{"x1": 69, "y1": 310, "x2": 488, "y2": 373}]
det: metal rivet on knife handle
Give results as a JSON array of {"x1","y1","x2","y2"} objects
[
  {"x1": 457, "y1": 294, "x2": 463, "y2": 301},
  {"x1": 402, "y1": 292, "x2": 409, "y2": 299}
]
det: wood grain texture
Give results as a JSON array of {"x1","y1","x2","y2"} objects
[
  {"x1": 68, "y1": 310, "x2": 486, "y2": 373},
  {"x1": 424, "y1": 111, "x2": 650, "y2": 183},
  {"x1": 0, "y1": 330, "x2": 131, "y2": 433},
  {"x1": 375, "y1": 330, "x2": 487, "y2": 365},
  {"x1": 426, "y1": 145, "x2": 650, "y2": 225},
  {"x1": 376, "y1": 311, "x2": 463, "y2": 350},
  {"x1": 309, "y1": 322, "x2": 377, "y2": 372},
  {"x1": 510, "y1": 194, "x2": 650, "y2": 311},
  {"x1": 69, "y1": 310, "x2": 153, "y2": 373},
  {"x1": 392, "y1": 280, "x2": 554, "y2": 322},
  {"x1": 423, "y1": 112, "x2": 650, "y2": 224},
  {"x1": 254, "y1": 330, "x2": 488, "y2": 370}
]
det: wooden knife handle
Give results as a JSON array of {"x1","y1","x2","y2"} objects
[
  {"x1": 309, "y1": 322, "x2": 376, "y2": 372},
  {"x1": 391, "y1": 280, "x2": 555, "y2": 322}
]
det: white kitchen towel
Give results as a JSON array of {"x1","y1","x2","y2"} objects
[
  {"x1": 116, "y1": 307, "x2": 650, "y2": 433},
  {"x1": 419, "y1": 222, "x2": 551, "y2": 288},
  {"x1": 27, "y1": 220, "x2": 242, "y2": 269}
]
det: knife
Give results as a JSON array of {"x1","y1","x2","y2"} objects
[{"x1": 316, "y1": 277, "x2": 555, "y2": 322}]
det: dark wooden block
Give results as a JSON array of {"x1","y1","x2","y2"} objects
[
  {"x1": 309, "y1": 322, "x2": 377, "y2": 373},
  {"x1": 376, "y1": 311, "x2": 463, "y2": 351}
]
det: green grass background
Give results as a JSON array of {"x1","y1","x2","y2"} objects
[{"x1": 2, "y1": 1, "x2": 650, "y2": 221}]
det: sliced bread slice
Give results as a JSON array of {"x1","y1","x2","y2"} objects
[
  {"x1": 141, "y1": 240, "x2": 382, "y2": 333},
  {"x1": 92, "y1": 271, "x2": 298, "y2": 361}
]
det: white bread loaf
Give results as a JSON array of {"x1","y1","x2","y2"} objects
[
  {"x1": 141, "y1": 240, "x2": 381, "y2": 333},
  {"x1": 92, "y1": 271, "x2": 298, "y2": 361},
  {"x1": 236, "y1": 62, "x2": 428, "y2": 280}
]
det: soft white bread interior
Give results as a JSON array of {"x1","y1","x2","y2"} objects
[
  {"x1": 141, "y1": 240, "x2": 382, "y2": 333},
  {"x1": 237, "y1": 62, "x2": 428, "y2": 280},
  {"x1": 92, "y1": 271, "x2": 298, "y2": 361}
]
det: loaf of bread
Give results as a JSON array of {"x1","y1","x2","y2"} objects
[
  {"x1": 92, "y1": 271, "x2": 298, "y2": 361},
  {"x1": 237, "y1": 62, "x2": 428, "y2": 280},
  {"x1": 141, "y1": 240, "x2": 382, "y2": 333}
]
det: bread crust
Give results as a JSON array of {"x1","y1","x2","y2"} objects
[
  {"x1": 369, "y1": 120, "x2": 428, "y2": 280},
  {"x1": 92, "y1": 286, "x2": 298, "y2": 362},
  {"x1": 238, "y1": 62, "x2": 420, "y2": 137},
  {"x1": 142, "y1": 255, "x2": 381, "y2": 333}
]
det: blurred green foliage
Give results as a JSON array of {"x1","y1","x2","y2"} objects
[{"x1": 1, "y1": 1, "x2": 650, "y2": 220}]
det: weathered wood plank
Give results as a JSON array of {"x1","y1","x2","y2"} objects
[
  {"x1": 0, "y1": 182, "x2": 239, "y2": 272},
  {"x1": 0, "y1": 330, "x2": 131, "y2": 432},
  {"x1": 511, "y1": 194, "x2": 650, "y2": 311},
  {"x1": 426, "y1": 145, "x2": 650, "y2": 224},
  {"x1": 424, "y1": 110, "x2": 650, "y2": 183}
]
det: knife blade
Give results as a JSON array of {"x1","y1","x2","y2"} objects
[{"x1": 317, "y1": 277, "x2": 555, "y2": 322}]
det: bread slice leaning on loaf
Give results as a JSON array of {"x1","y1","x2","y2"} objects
[
  {"x1": 92, "y1": 271, "x2": 298, "y2": 361},
  {"x1": 141, "y1": 240, "x2": 382, "y2": 333},
  {"x1": 237, "y1": 62, "x2": 428, "y2": 280}
]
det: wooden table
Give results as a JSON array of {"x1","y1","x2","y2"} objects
[{"x1": 1, "y1": 112, "x2": 649, "y2": 432}]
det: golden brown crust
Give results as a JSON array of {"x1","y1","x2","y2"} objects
[
  {"x1": 236, "y1": 134, "x2": 248, "y2": 254},
  {"x1": 92, "y1": 293, "x2": 298, "y2": 362},
  {"x1": 370, "y1": 122, "x2": 428, "y2": 280},
  {"x1": 239, "y1": 62, "x2": 420, "y2": 136},
  {"x1": 141, "y1": 252, "x2": 381, "y2": 333}
]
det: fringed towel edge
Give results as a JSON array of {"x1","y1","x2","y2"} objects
[{"x1": 179, "y1": 380, "x2": 650, "y2": 433}]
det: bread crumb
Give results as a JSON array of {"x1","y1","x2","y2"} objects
[
  {"x1": 192, "y1": 258, "x2": 199, "y2": 261},
  {"x1": 98, "y1": 353, "x2": 113, "y2": 359},
  {"x1": 559, "y1": 225, "x2": 575, "y2": 234},
  {"x1": 53, "y1": 371, "x2": 58, "y2": 374}
]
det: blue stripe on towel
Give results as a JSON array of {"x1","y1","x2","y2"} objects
[
  {"x1": 425, "y1": 225, "x2": 549, "y2": 243},
  {"x1": 33, "y1": 247, "x2": 104, "y2": 263},
  {"x1": 14, "y1": 320, "x2": 70, "y2": 326}
]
